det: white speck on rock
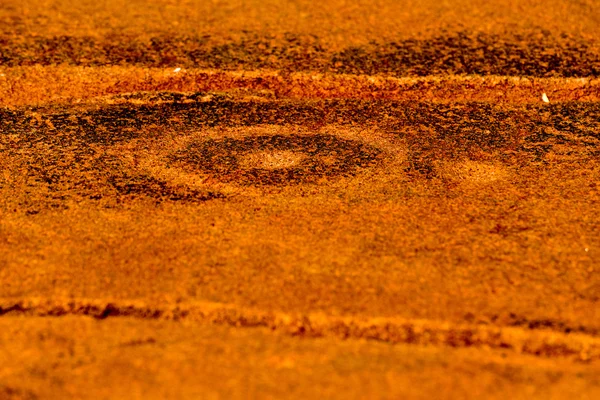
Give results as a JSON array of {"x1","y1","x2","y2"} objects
[{"x1": 542, "y1": 93, "x2": 549, "y2": 103}]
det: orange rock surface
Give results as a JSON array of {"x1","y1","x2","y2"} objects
[{"x1": 1, "y1": 1, "x2": 599, "y2": 399}]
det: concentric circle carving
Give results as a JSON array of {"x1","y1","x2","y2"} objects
[{"x1": 171, "y1": 134, "x2": 381, "y2": 185}]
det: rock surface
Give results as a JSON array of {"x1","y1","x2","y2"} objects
[{"x1": 1, "y1": 1, "x2": 599, "y2": 399}]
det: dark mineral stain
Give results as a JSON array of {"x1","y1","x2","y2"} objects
[
  {"x1": 2, "y1": 97, "x2": 599, "y2": 207},
  {"x1": 0, "y1": 385, "x2": 39, "y2": 400},
  {"x1": 331, "y1": 30, "x2": 600, "y2": 77},
  {"x1": 108, "y1": 174, "x2": 225, "y2": 202},
  {"x1": 1, "y1": 30, "x2": 599, "y2": 76},
  {"x1": 170, "y1": 134, "x2": 382, "y2": 185},
  {"x1": 4, "y1": 97, "x2": 599, "y2": 144},
  {"x1": 0, "y1": 120, "x2": 225, "y2": 210}
]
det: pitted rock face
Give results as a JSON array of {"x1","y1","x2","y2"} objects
[{"x1": 170, "y1": 134, "x2": 382, "y2": 185}]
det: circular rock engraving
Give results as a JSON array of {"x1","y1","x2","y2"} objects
[{"x1": 171, "y1": 134, "x2": 381, "y2": 185}]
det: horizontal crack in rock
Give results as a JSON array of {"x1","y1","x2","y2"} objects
[{"x1": 1, "y1": 298, "x2": 598, "y2": 362}]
